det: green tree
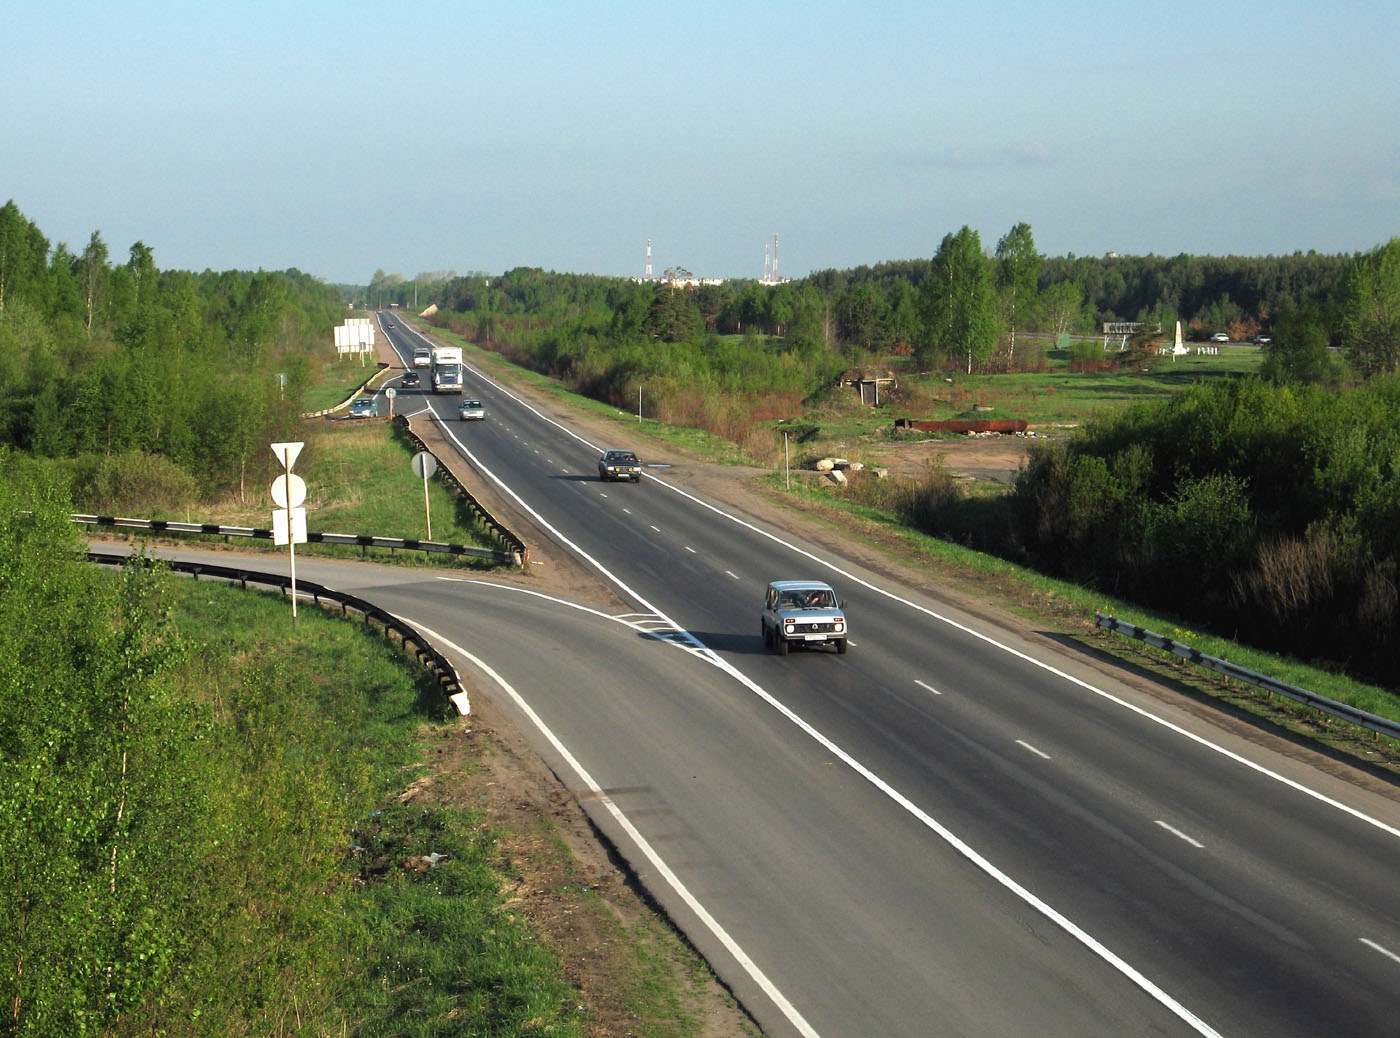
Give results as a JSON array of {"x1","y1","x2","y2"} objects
[
  {"x1": 995, "y1": 222, "x2": 1041, "y2": 365},
  {"x1": 836, "y1": 282, "x2": 889, "y2": 353},
  {"x1": 884, "y1": 279, "x2": 920, "y2": 350},
  {"x1": 920, "y1": 227, "x2": 1000, "y2": 373},
  {"x1": 0, "y1": 201, "x2": 51, "y2": 313},
  {"x1": 1335, "y1": 238, "x2": 1400, "y2": 377},
  {"x1": 1040, "y1": 278, "x2": 1085, "y2": 343},
  {"x1": 641, "y1": 284, "x2": 703, "y2": 342},
  {"x1": 79, "y1": 231, "x2": 108, "y2": 334},
  {"x1": 1261, "y1": 300, "x2": 1335, "y2": 385}
]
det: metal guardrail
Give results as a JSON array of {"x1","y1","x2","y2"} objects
[
  {"x1": 1095, "y1": 612, "x2": 1400, "y2": 742},
  {"x1": 393, "y1": 415, "x2": 530, "y2": 564},
  {"x1": 73, "y1": 514, "x2": 523, "y2": 567},
  {"x1": 87, "y1": 550, "x2": 470, "y2": 713}
]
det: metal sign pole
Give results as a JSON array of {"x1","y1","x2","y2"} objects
[
  {"x1": 285, "y1": 450, "x2": 298, "y2": 624},
  {"x1": 422, "y1": 469, "x2": 433, "y2": 541},
  {"x1": 411, "y1": 451, "x2": 438, "y2": 542}
]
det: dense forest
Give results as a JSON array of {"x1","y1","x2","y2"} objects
[{"x1": 0, "y1": 200, "x2": 344, "y2": 506}]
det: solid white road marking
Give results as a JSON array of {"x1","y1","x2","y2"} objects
[
  {"x1": 1017, "y1": 739, "x2": 1051, "y2": 760},
  {"x1": 915, "y1": 679, "x2": 944, "y2": 695},
  {"x1": 404, "y1": 609, "x2": 820, "y2": 1038},
  {"x1": 1154, "y1": 820, "x2": 1205, "y2": 848},
  {"x1": 1360, "y1": 938, "x2": 1400, "y2": 966},
  {"x1": 428, "y1": 383, "x2": 1238, "y2": 1034}
]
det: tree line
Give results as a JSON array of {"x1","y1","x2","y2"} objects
[
  {"x1": 411, "y1": 225, "x2": 1389, "y2": 393},
  {"x1": 408, "y1": 232, "x2": 1400, "y2": 686},
  {"x1": 0, "y1": 200, "x2": 345, "y2": 506}
]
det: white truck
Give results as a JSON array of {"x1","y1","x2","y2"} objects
[{"x1": 430, "y1": 346, "x2": 464, "y2": 394}]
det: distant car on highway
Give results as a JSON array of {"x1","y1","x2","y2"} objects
[
  {"x1": 459, "y1": 399, "x2": 485, "y2": 421},
  {"x1": 597, "y1": 449, "x2": 642, "y2": 482},
  {"x1": 348, "y1": 397, "x2": 378, "y2": 419},
  {"x1": 762, "y1": 580, "x2": 847, "y2": 655},
  {"x1": 400, "y1": 370, "x2": 420, "y2": 389},
  {"x1": 1254, "y1": 334, "x2": 1272, "y2": 345},
  {"x1": 1210, "y1": 332, "x2": 1230, "y2": 343}
]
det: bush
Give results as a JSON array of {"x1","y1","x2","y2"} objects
[{"x1": 67, "y1": 451, "x2": 200, "y2": 514}]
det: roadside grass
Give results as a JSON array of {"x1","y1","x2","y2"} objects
[
  {"x1": 148, "y1": 418, "x2": 510, "y2": 568},
  {"x1": 126, "y1": 574, "x2": 720, "y2": 1035},
  {"x1": 782, "y1": 346, "x2": 1267, "y2": 454},
  {"x1": 301, "y1": 357, "x2": 386, "y2": 413},
  {"x1": 124, "y1": 576, "x2": 581, "y2": 1034}
]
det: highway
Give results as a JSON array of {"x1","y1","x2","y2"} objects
[{"x1": 330, "y1": 315, "x2": 1400, "y2": 1034}]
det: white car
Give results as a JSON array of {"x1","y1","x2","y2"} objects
[
  {"x1": 459, "y1": 399, "x2": 485, "y2": 421},
  {"x1": 1210, "y1": 332, "x2": 1230, "y2": 343},
  {"x1": 413, "y1": 348, "x2": 432, "y2": 367}
]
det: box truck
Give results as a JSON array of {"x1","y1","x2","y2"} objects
[{"x1": 431, "y1": 346, "x2": 463, "y2": 393}]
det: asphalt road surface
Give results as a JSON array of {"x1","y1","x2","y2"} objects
[{"x1": 164, "y1": 318, "x2": 1400, "y2": 1036}]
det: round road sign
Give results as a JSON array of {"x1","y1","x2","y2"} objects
[
  {"x1": 411, "y1": 451, "x2": 438, "y2": 480},
  {"x1": 270, "y1": 473, "x2": 307, "y2": 509}
]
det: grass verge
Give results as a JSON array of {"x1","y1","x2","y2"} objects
[{"x1": 105, "y1": 570, "x2": 734, "y2": 1035}]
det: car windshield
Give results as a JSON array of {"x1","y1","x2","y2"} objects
[
  {"x1": 610, "y1": 453, "x2": 637, "y2": 464},
  {"x1": 783, "y1": 589, "x2": 833, "y2": 609}
]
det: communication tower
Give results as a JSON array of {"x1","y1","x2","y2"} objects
[{"x1": 645, "y1": 238, "x2": 653, "y2": 280}]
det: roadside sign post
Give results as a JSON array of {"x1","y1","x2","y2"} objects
[
  {"x1": 270, "y1": 441, "x2": 307, "y2": 626},
  {"x1": 385, "y1": 386, "x2": 397, "y2": 419},
  {"x1": 411, "y1": 450, "x2": 438, "y2": 541}
]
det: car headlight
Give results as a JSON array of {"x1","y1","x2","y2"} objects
[{"x1": 834, "y1": 621, "x2": 845, "y2": 633}]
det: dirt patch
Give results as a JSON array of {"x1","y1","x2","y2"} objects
[{"x1": 866, "y1": 433, "x2": 1037, "y2": 485}]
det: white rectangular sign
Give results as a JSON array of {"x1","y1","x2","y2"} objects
[{"x1": 272, "y1": 507, "x2": 307, "y2": 546}]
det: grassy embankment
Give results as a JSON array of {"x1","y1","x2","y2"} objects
[
  {"x1": 72, "y1": 355, "x2": 743, "y2": 1035},
  {"x1": 54, "y1": 571, "x2": 723, "y2": 1035}
]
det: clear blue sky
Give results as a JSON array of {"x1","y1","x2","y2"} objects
[{"x1": 6, "y1": 0, "x2": 1397, "y2": 285}]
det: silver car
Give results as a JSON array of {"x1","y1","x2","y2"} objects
[{"x1": 762, "y1": 580, "x2": 848, "y2": 655}]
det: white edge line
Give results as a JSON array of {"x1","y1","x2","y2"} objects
[
  {"x1": 402, "y1": 613, "x2": 820, "y2": 1038},
  {"x1": 639, "y1": 471, "x2": 1400, "y2": 843},
  {"x1": 412, "y1": 576, "x2": 1220, "y2": 1036},
  {"x1": 1359, "y1": 938, "x2": 1400, "y2": 966},
  {"x1": 426, "y1": 379, "x2": 1228, "y2": 1035}
]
